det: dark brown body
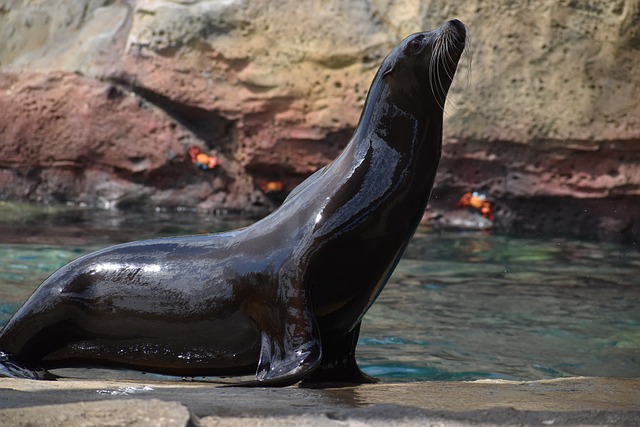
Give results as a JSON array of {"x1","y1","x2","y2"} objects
[{"x1": 0, "y1": 20, "x2": 466, "y2": 386}]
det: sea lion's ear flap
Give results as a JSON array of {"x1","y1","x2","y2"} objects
[{"x1": 382, "y1": 64, "x2": 394, "y2": 79}]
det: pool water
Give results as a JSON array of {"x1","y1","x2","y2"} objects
[
  {"x1": 362, "y1": 230, "x2": 640, "y2": 381},
  {"x1": 1, "y1": 207, "x2": 638, "y2": 382}
]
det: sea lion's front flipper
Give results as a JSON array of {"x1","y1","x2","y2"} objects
[
  {"x1": 253, "y1": 331, "x2": 321, "y2": 386},
  {"x1": 301, "y1": 322, "x2": 378, "y2": 386},
  {"x1": 233, "y1": 281, "x2": 322, "y2": 387}
]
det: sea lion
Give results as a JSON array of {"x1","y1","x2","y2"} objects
[{"x1": 0, "y1": 19, "x2": 466, "y2": 386}]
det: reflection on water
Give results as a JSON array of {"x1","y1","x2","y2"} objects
[
  {"x1": 362, "y1": 230, "x2": 640, "y2": 381},
  {"x1": 0, "y1": 207, "x2": 638, "y2": 382}
]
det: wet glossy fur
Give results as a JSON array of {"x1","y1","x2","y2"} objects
[{"x1": 0, "y1": 20, "x2": 466, "y2": 386}]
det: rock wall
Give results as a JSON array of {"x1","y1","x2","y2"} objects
[{"x1": 0, "y1": 0, "x2": 639, "y2": 240}]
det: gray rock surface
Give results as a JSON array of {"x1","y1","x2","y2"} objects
[
  {"x1": 1, "y1": 377, "x2": 639, "y2": 426},
  {"x1": 0, "y1": 398, "x2": 191, "y2": 427}
]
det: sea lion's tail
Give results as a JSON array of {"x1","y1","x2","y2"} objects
[{"x1": 0, "y1": 351, "x2": 56, "y2": 380}]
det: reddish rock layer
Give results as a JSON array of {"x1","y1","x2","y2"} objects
[{"x1": 0, "y1": 0, "x2": 638, "y2": 241}]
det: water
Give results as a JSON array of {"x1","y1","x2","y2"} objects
[
  {"x1": 1, "y1": 206, "x2": 639, "y2": 382},
  {"x1": 362, "y1": 231, "x2": 640, "y2": 381}
]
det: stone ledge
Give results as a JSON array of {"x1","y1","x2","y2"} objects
[
  {"x1": 0, "y1": 399, "x2": 190, "y2": 427},
  {"x1": 1, "y1": 377, "x2": 639, "y2": 426}
]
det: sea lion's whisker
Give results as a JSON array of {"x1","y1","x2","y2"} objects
[{"x1": 0, "y1": 20, "x2": 466, "y2": 386}]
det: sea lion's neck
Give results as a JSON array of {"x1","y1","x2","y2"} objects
[
  {"x1": 346, "y1": 77, "x2": 443, "y2": 234},
  {"x1": 349, "y1": 78, "x2": 443, "y2": 189}
]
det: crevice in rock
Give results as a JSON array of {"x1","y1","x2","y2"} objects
[{"x1": 105, "y1": 76, "x2": 236, "y2": 158}]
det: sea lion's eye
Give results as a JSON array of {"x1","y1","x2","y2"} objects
[{"x1": 406, "y1": 35, "x2": 425, "y2": 54}]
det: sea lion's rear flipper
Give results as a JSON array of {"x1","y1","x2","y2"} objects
[
  {"x1": 0, "y1": 352, "x2": 57, "y2": 380},
  {"x1": 301, "y1": 322, "x2": 378, "y2": 386}
]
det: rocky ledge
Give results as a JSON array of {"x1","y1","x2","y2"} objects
[
  {"x1": 1, "y1": 376, "x2": 639, "y2": 426},
  {"x1": 1, "y1": 1, "x2": 639, "y2": 242}
]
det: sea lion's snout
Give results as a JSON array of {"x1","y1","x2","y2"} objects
[{"x1": 443, "y1": 19, "x2": 466, "y2": 45}]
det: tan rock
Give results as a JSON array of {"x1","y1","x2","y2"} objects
[
  {"x1": 0, "y1": 0, "x2": 638, "y2": 238},
  {"x1": 0, "y1": 377, "x2": 638, "y2": 426},
  {"x1": 0, "y1": 398, "x2": 192, "y2": 427}
]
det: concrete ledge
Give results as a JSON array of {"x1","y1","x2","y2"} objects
[{"x1": 1, "y1": 377, "x2": 639, "y2": 426}]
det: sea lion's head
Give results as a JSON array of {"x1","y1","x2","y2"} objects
[{"x1": 379, "y1": 19, "x2": 467, "y2": 111}]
